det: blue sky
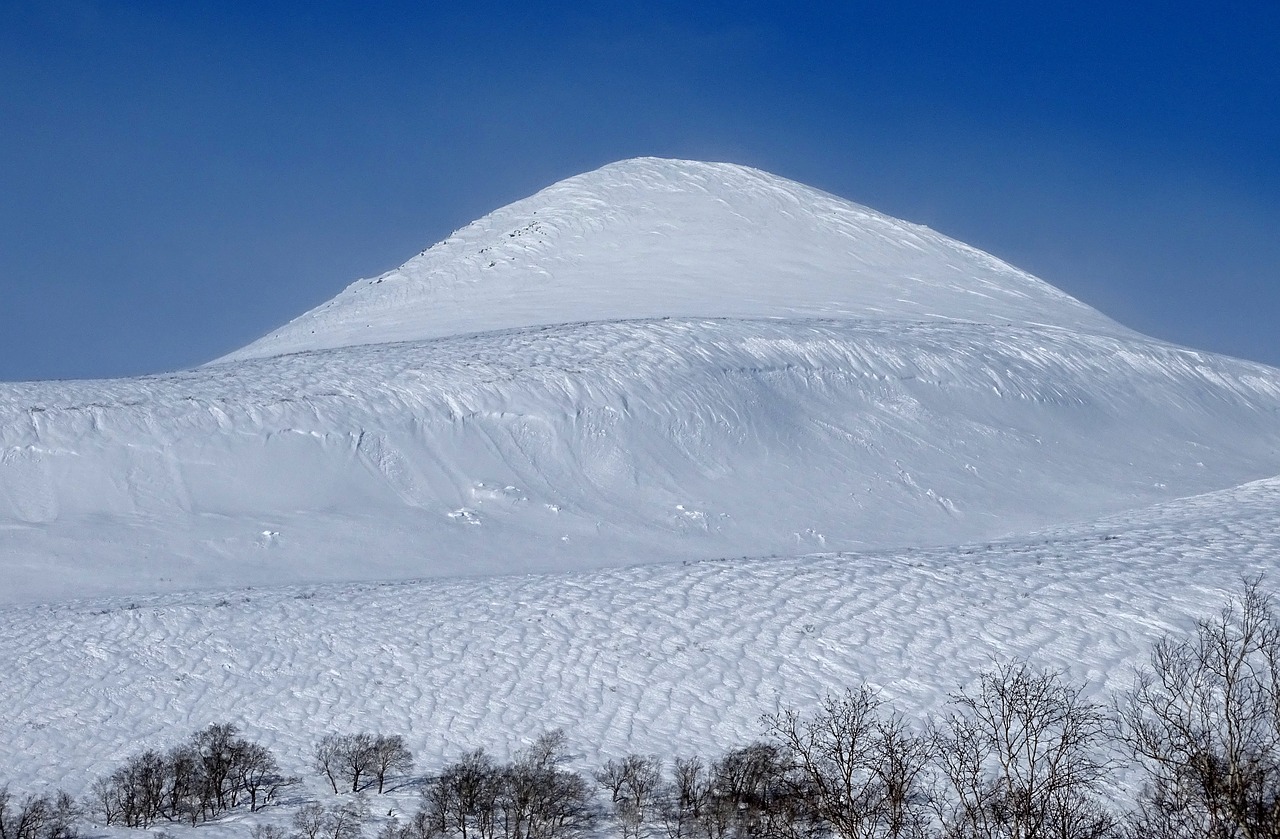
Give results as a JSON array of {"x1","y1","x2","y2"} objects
[{"x1": 2, "y1": 1, "x2": 1277, "y2": 380}]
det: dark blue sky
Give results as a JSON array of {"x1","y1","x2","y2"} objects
[{"x1": 2, "y1": 1, "x2": 1277, "y2": 381}]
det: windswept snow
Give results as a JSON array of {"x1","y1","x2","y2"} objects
[
  {"x1": 221, "y1": 158, "x2": 1128, "y2": 363},
  {"x1": 3, "y1": 158, "x2": 1280, "y2": 603},
  {"x1": 2, "y1": 474, "x2": 1278, "y2": 796},
  {"x1": 2, "y1": 155, "x2": 1279, "y2": 830},
  {"x1": 3, "y1": 318, "x2": 1280, "y2": 603}
]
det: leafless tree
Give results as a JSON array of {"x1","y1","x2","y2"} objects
[
  {"x1": 87, "y1": 724, "x2": 285, "y2": 825},
  {"x1": 426, "y1": 749, "x2": 501, "y2": 839},
  {"x1": 765, "y1": 687, "x2": 930, "y2": 839},
  {"x1": 499, "y1": 730, "x2": 595, "y2": 839},
  {"x1": 372, "y1": 736, "x2": 415, "y2": 795},
  {"x1": 658, "y1": 756, "x2": 709, "y2": 839},
  {"x1": 715, "y1": 742, "x2": 816, "y2": 839},
  {"x1": 193, "y1": 723, "x2": 241, "y2": 815},
  {"x1": 294, "y1": 801, "x2": 330, "y2": 839},
  {"x1": 930, "y1": 661, "x2": 1117, "y2": 839},
  {"x1": 164, "y1": 743, "x2": 203, "y2": 824},
  {"x1": 595, "y1": 755, "x2": 661, "y2": 839},
  {"x1": 253, "y1": 825, "x2": 289, "y2": 839},
  {"x1": 0, "y1": 787, "x2": 78, "y2": 839},
  {"x1": 656, "y1": 746, "x2": 808, "y2": 839},
  {"x1": 86, "y1": 777, "x2": 122, "y2": 827},
  {"x1": 325, "y1": 797, "x2": 369, "y2": 839},
  {"x1": 233, "y1": 741, "x2": 296, "y2": 811},
  {"x1": 378, "y1": 809, "x2": 434, "y2": 839},
  {"x1": 317, "y1": 736, "x2": 347, "y2": 796},
  {"x1": 1118, "y1": 577, "x2": 1280, "y2": 838},
  {"x1": 341, "y1": 735, "x2": 379, "y2": 794},
  {"x1": 316, "y1": 735, "x2": 383, "y2": 794},
  {"x1": 292, "y1": 799, "x2": 367, "y2": 839}
]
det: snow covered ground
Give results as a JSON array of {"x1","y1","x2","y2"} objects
[
  {"x1": 4, "y1": 316, "x2": 1280, "y2": 604},
  {"x1": 2, "y1": 473, "x2": 1277, "y2": 802},
  {"x1": 2, "y1": 159, "x2": 1278, "y2": 827}
]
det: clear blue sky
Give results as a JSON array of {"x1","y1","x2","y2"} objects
[{"x1": 2, "y1": 1, "x2": 1277, "y2": 381}]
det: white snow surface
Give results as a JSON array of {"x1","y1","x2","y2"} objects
[
  {"x1": 1, "y1": 475, "x2": 1278, "y2": 802},
  {"x1": 3, "y1": 318, "x2": 1280, "y2": 604},
  {"x1": 222, "y1": 158, "x2": 1129, "y2": 361},
  {"x1": 3, "y1": 156, "x2": 1280, "y2": 828},
  {"x1": 3, "y1": 157, "x2": 1280, "y2": 604}
]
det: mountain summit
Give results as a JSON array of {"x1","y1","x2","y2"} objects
[
  {"x1": 3, "y1": 159, "x2": 1280, "y2": 604},
  {"x1": 223, "y1": 158, "x2": 1125, "y2": 362}
]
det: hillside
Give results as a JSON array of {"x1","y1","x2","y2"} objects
[
  {"x1": 2, "y1": 158, "x2": 1279, "y2": 604},
  {"x1": 221, "y1": 158, "x2": 1129, "y2": 361},
  {"x1": 4, "y1": 473, "x2": 1278, "y2": 796}
]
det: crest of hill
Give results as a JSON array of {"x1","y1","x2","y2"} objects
[{"x1": 222, "y1": 157, "x2": 1127, "y2": 361}]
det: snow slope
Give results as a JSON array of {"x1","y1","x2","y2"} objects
[
  {"x1": 221, "y1": 158, "x2": 1128, "y2": 361},
  {"x1": 4, "y1": 317, "x2": 1280, "y2": 604},
  {"x1": 2, "y1": 474, "x2": 1278, "y2": 798},
  {"x1": 2, "y1": 157, "x2": 1279, "y2": 604}
]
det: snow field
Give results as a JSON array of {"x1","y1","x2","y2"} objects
[
  {"x1": 5, "y1": 318, "x2": 1280, "y2": 604},
  {"x1": 2, "y1": 475, "x2": 1277, "y2": 804}
]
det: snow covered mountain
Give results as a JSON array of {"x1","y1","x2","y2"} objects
[
  {"x1": 2, "y1": 158, "x2": 1279, "y2": 604},
  {"x1": 222, "y1": 158, "x2": 1127, "y2": 361}
]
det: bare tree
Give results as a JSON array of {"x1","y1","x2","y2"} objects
[
  {"x1": 291, "y1": 799, "x2": 367, "y2": 839},
  {"x1": 595, "y1": 755, "x2": 661, "y2": 839},
  {"x1": 316, "y1": 735, "x2": 380, "y2": 794},
  {"x1": 87, "y1": 725, "x2": 285, "y2": 825},
  {"x1": 253, "y1": 825, "x2": 289, "y2": 839},
  {"x1": 87, "y1": 777, "x2": 122, "y2": 827},
  {"x1": 658, "y1": 756, "x2": 710, "y2": 839},
  {"x1": 371, "y1": 736, "x2": 415, "y2": 795},
  {"x1": 380, "y1": 809, "x2": 435, "y2": 839},
  {"x1": 234, "y1": 741, "x2": 296, "y2": 811},
  {"x1": 931, "y1": 662, "x2": 1117, "y2": 839},
  {"x1": 192, "y1": 723, "x2": 241, "y2": 815},
  {"x1": 765, "y1": 687, "x2": 930, "y2": 839},
  {"x1": 426, "y1": 749, "x2": 501, "y2": 839},
  {"x1": 656, "y1": 748, "x2": 804, "y2": 839},
  {"x1": 325, "y1": 797, "x2": 369, "y2": 839},
  {"x1": 713, "y1": 742, "x2": 815, "y2": 839},
  {"x1": 1119, "y1": 578, "x2": 1280, "y2": 838},
  {"x1": 499, "y1": 730, "x2": 595, "y2": 839},
  {"x1": 317, "y1": 736, "x2": 346, "y2": 796},
  {"x1": 164, "y1": 743, "x2": 203, "y2": 824},
  {"x1": 0, "y1": 787, "x2": 78, "y2": 839},
  {"x1": 295, "y1": 802, "x2": 330, "y2": 839}
]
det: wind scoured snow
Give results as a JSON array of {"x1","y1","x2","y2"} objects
[
  {"x1": 3, "y1": 318, "x2": 1280, "y2": 603},
  {"x1": 4, "y1": 159, "x2": 1280, "y2": 603},
  {"x1": 1, "y1": 475, "x2": 1277, "y2": 799},
  {"x1": 220, "y1": 158, "x2": 1129, "y2": 362},
  {"x1": 3, "y1": 156, "x2": 1280, "y2": 830}
]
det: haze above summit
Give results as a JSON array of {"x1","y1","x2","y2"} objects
[{"x1": 1, "y1": 3, "x2": 1277, "y2": 380}]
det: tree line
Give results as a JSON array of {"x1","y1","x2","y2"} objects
[{"x1": 5, "y1": 579, "x2": 1280, "y2": 839}]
